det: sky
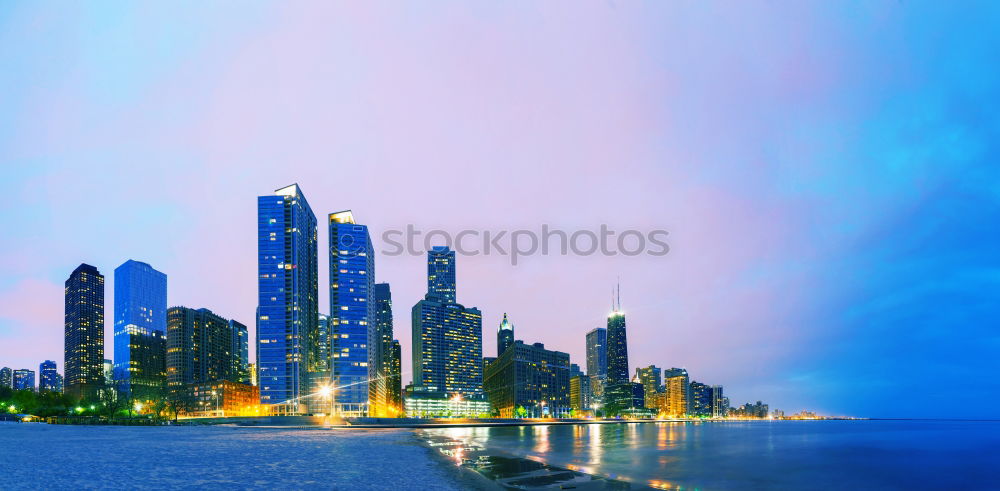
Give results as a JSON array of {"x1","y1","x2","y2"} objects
[{"x1": 1, "y1": 1, "x2": 998, "y2": 419}]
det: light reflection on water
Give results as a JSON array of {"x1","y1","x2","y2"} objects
[{"x1": 422, "y1": 420, "x2": 1000, "y2": 489}]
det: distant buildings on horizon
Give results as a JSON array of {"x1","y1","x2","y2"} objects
[{"x1": 2, "y1": 182, "x2": 792, "y2": 420}]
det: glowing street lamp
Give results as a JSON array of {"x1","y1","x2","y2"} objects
[{"x1": 134, "y1": 402, "x2": 144, "y2": 413}]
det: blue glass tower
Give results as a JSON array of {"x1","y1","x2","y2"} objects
[
  {"x1": 257, "y1": 184, "x2": 318, "y2": 408},
  {"x1": 427, "y1": 246, "x2": 456, "y2": 303},
  {"x1": 113, "y1": 260, "x2": 167, "y2": 397},
  {"x1": 39, "y1": 360, "x2": 60, "y2": 392},
  {"x1": 328, "y1": 210, "x2": 374, "y2": 415}
]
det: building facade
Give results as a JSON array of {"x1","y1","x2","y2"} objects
[
  {"x1": 636, "y1": 365, "x2": 662, "y2": 403},
  {"x1": 497, "y1": 313, "x2": 514, "y2": 356},
  {"x1": 570, "y1": 374, "x2": 592, "y2": 412},
  {"x1": 13, "y1": 369, "x2": 35, "y2": 391},
  {"x1": 484, "y1": 341, "x2": 572, "y2": 418},
  {"x1": 38, "y1": 360, "x2": 61, "y2": 392},
  {"x1": 689, "y1": 381, "x2": 712, "y2": 417},
  {"x1": 65, "y1": 263, "x2": 106, "y2": 399},
  {"x1": 113, "y1": 260, "x2": 168, "y2": 398},
  {"x1": 663, "y1": 367, "x2": 690, "y2": 418},
  {"x1": 412, "y1": 247, "x2": 483, "y2": 399},
  {"x1": 166, "y1": 307, "x2": 246, "y2": 387},
  {"x1": 327, "y1": 210, "x2": 374, "y2": 415},
  {"x1": 711, "y1": 385, "x2": 726, "y2": 417},
  {"x1": 180, "y1": 380, "x2": 261, "y2": 417},
  {"x1": 370, "y1": 282, "x2": 397, "y2": 417},
  {"x1": 257, "y1": 184, "x2": 319, "y2": 408},
  {"x1": 0, "y1": 367, "x2": 11, "y2": 389}
]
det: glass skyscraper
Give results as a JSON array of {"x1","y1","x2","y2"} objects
[
  {"x1": 113, "y1": 260, "x2": 167, "y2": 398},
  {"x1": 65, "y1": 263, "x2": 105, "y2": 399},
  {"x1": 39, "y1": 360, "x2": 60, "y2": 392},
  {"x1": 412, "y1": 246, "x2": 483, "y2": 398},
  {"x1": 497, "y1": 313, "x2": 514, "y2": 356},
  {"x1": 585, "y1": 327, "x2": 607, "y2": 379},
  {"x1": 13, "y1": 369, "x2": 35, "y2": 391},
  {"x1": 371, "y1": 282, "x2": 396, "y2": 416},
  {"x1": 328, "y1": 210, "x2": 374, "y2": 415},
  {"x1": 257, "y1": 184, "x2": 318, "y2": 408},
  {"x1": 166, "y1": 307, "x2": 247, "y2": 387},
  {"x1": 427, "y1": 246, "x2": 456, "y2": 303},
  {"x1": 606, "y1": 310, "x2": 629, "y2": 384},
  {"x1": 0, "y1": 367, "x2": 11, "y2": 389}
]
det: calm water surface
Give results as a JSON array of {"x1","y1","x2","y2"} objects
[{"x1": 422, "y1": 420, "x2": 1000, "y2": 490}]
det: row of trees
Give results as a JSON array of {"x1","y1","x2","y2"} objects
[{"x1": 0, "y1": 379, "x2": 198, "y2": 421}]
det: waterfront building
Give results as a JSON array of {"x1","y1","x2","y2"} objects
[
  {"x1": 257, "y1": 184, "x2": 318, "y2": 409},
  {"x1": 0, "y1": 367, "x2": 11, "y2": 388},
  {"x1": 13, "y1": 369, "x2": 35, "y2": 391},
  {"x1": 166, "y1": 307, "x2": 247, "y2": 387},
  {"x1": 484, "y1": 341, "x2": 571, "y2": 418},
  {"x1": 412, "y1": 247, "x2": 483, "y2": 398},
  {"x1": 403, "y1": 385, "x2": 489, "y2": 418},
  {"x1": 585, "y1": 327, "x2": 608, "y2": 406},
  {"x1": 179, "y1": 380, "x2": 261, "y2": 417},
  {"x1": 497, "y1": 313, "x2": 514, "y2": 356},
  {"x1": 663, "y1": 368, "x2": 690, "y2": 418},
  {"x1": 370, "y1": 282, "x2": 396, "y2": 417},
  {"x1": 636, "y1": 365, "x2": 662, "y2": 404},
  {"x1": 711, "y1": 385, "x2": 726, "y2": 417},
  {"x1": 387, "y1": 340, "x2": 402, "y2": 415},
  {"x1": 327, "y1": 210, "x2": 375, "y2": 416},
  {"x1": 605, "y1": 381, "x2": 646, "y2": 416},
  {"x1": 65, "y1": 263, "x2": 106, "y2": 399},
  {"x1": 113, "y1": 260, "x2": 167, "y2": 399},
  {"x1": 570, "y1": 374, "x2": 592, "y2": 412},
  {"x1": 689, "y1": 381, "x2": 712, "y2": 417},
  {"x1": 39, "y1": 360, "x2": 61, "y2": 392},
  {"x1": 606, "y1": 287, "x2": 628, "y2": 384},
  {"x1": 772, "y1": 409, "x2": 785, "y2": 419},
  {"x1": 231, "y1": 320, "x2": 249, "y2": 384}
]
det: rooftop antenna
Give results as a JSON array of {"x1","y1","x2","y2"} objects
[{"x1": 616, "y1": 277, "x2": 621, "y2": 311}]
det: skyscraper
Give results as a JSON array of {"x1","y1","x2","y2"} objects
[
  {"x1": 371, "y1": 282, "x2": 395, "y2": 417},
  {"x1": 387, "y1": 340, "x2": 402, "y2": 415},
  {"x1": 328, "y1": 210, "x2": 374, "y2": 415},
  {"x1": 711, "y1": 385, "x2": 726, "y2": 418},
  {"x1": 166, "y1": 307, "x2": 247, "y2": 387},
  {"x1": 606, "y1": 288, "x2": 628, "y2": 384},
  {"x1": 689, "y1": 381, "x2": 712, "y2": 417},
  {"x1": 231, "y1": 320, "x2": 250, "y2": 384},
  {"x1": 113, "y1": 260, "x2": 168, "y2": 398},
  {"x1": 663, "y1": 367, "x2": 690, "y2": 418},
  {"x1": 65, "y1": 263, "x2": 105, "y2": 399},
  {"x1": 0, "y1": 367, "x2": 12, "y2": 389},
  {"x1": 39, "y1": 360, "x2": 60, "y2": 392},
  {"x1": 412, "y1": 246, "x2": 483, "y2": 398},
  {"x1": 13, "y1": 369, "x2": 35, "y2": 391},
  {"x1": 585, "y1": 328, "x2": 607, "y2": 379},
  {"x1": 427, "y1": 246, "x2": 456, "y2": 303},
  {"x1": 636, "y1": 365, "x2": 662, "y2": 402},
  {"x1": 497, "y1": 313, "x2": 514, "y2": 356},
  {"x1": 257, "y1": 184, "x2": 318, "y2": 408},
  {"x1": 570, "y1": 374, "x2": 592, "y2": 412}
]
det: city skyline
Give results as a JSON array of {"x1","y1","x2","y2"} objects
[{"x1": 2, "y1": 2, "x2": 999, "y2": 420}]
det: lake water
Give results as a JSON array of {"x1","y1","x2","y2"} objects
[{"x1": 421, "y1": 420, "x2": 1000, "y2": 490}]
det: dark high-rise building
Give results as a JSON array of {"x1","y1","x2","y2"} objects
[
  {"x1": 689, "y1": 381, "x2": 712, "y2": 417},
  {"x1": 257, "y1": 184, "x2": 318, "y2": 408},
  {"x1": 387, "y1": 340, "x2": 402, "y2": 415},
  {"x1": 427, "y1": 246, "x2": 456, "y2": 303},
  {"x1": 412, "y1": 246, "x2": 483, "y2": 398},
  {"x1": 328, "y1": 210, "x2": 374, "y2": 415},
  {"x1": 570, "y1": 363, "x2": 583, "y2": 378},
  {"x1": 371, "y1": 282, "x2": 395, "y2": 417},
  {"x1": 65, "y1": 263, "x2": 105, "y2": 399},
  {"x1": 605, "y1": 382, "x2": 644, "y2": 414},
  {"x1": 231, "y1": 320, "x2": 250, "y2": 384},
  {"x1": 585, "y1": 327, "x2": 607, "y2": 379},
  {"x1": 711, "y1": 385, "x2": 726, "y2": 417},
  {"x1": 113, "y1": 260, "x2": 168, "y2": 398},
  {"x1": 166, "y1": 307, "x2": 246, "y2": 387},
  {"x1": 13, "y1": 369, "x2": 35, "y2": 391},
  {"x1": 39, "y1": 360, "x2": 60, "y2": 392},
  {"x1": 606, "y1": 301, "x2": 628, "y2": 384},
  {"x1": 497, "y1": 313, "x2": 514, "y2": 356},
  {"x1": 484, "y1": 341, "x2": 571, "y2": 418},
  {"x1": 0, "y1": 367, "x2": 11, "y2": 389}
]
